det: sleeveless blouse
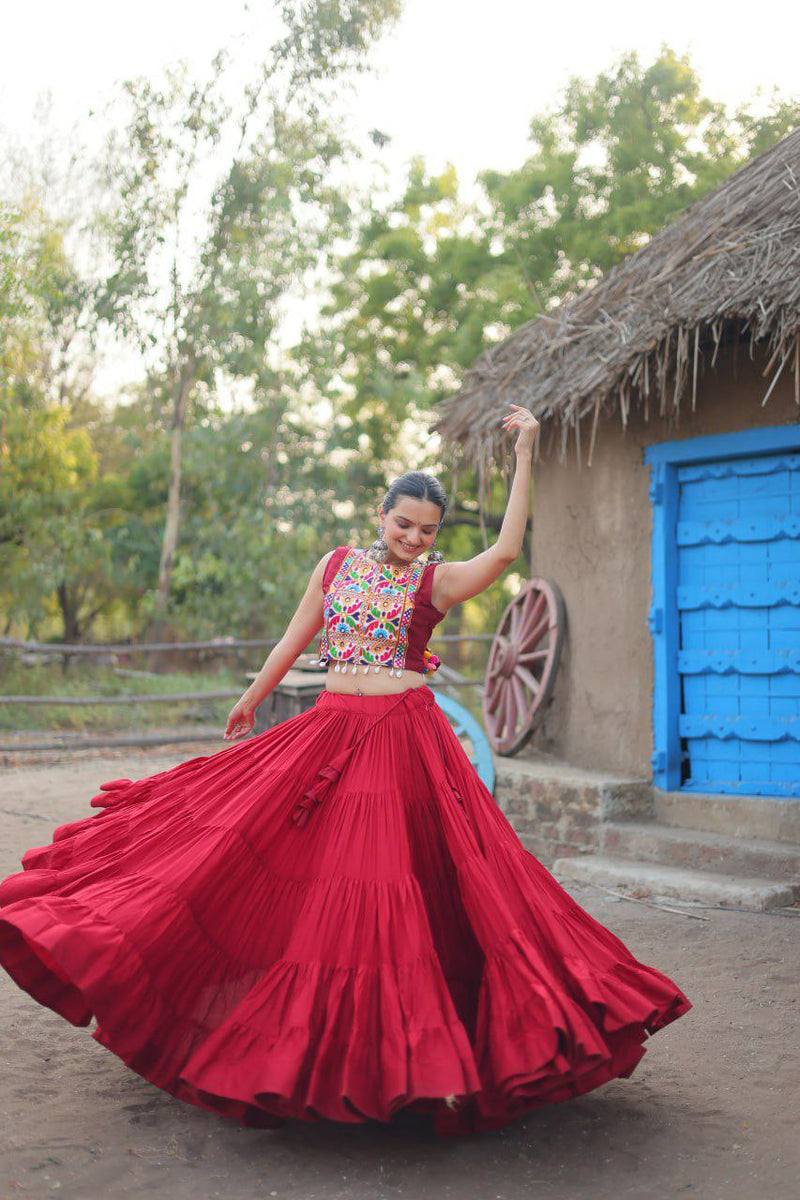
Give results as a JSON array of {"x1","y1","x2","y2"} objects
[{"x1": 316, "y1": 546, "x2": 446, "y2": 677}]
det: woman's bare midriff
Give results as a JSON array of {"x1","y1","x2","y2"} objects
[{"x1": 324, "y1": 666, "x2": 428, "y2": 696}]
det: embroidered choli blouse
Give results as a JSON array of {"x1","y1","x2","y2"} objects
[{"x1": 317, "y1": 545, "x2": 446, "y2": 677}]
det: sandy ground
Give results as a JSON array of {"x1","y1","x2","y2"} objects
[{"x1": 1, "y1": 745, "x2": 798, "y2": 1200}]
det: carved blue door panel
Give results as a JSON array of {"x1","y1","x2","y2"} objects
[
  {"x1": 646, "y1": 426, "x2": 800, "y2": 797},
  {"x1": 676, "y1": 450, "x2": 800, "y2": 795}
]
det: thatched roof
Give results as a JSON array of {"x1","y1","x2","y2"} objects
[{"x1": 432, "y1": 128, "x2": 800, "y2": 468}]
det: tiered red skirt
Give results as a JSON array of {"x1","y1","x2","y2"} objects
[{"x1": 0, "y1": 685, "x2": 691, "y2": 1136}]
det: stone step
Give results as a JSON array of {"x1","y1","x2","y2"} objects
[
  {"x1": 551, "y1": 853, "x2": 799, "y2": 911},
  {"x1": 654, "y1": 791, "x2": 800, "y2": 845},
  {"x1": 494, "y1": 755, "x2": 654, "y2": 823},
  {"x1": 600, "y1": 820, "x2": 800, "y2": 880}
]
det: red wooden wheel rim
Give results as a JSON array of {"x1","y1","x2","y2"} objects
[{"x1": 482, "y1": 577, "x2": 565, "y2": 755}]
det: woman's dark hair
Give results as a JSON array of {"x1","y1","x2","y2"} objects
[{"x1": 381, "y1": 471, "x2": 448, "y2": 528}]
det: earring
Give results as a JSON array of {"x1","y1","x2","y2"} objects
[
  {"x1": 426, "y1": 540, "x2": 446, "y2": 564},
  {"x1": 366, "y1": 523, "x2": 389, "y2": 563}
]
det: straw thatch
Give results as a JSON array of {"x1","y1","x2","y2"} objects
[{"x1": 432, "y1": 128, "x2": 800, "y2": 470}]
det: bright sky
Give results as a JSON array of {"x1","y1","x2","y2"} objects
[
  {"x1": 1, "y1": 0, "x2": 795, "y2": 396},
  {"x1": 3, "y1": 0, "x2": 794, "y2": 183}
]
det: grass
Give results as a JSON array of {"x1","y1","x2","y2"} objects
[{"x1": 0, "y1": 659, "x2": 246, "y2": 734}]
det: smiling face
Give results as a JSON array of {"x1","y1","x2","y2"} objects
[{"x1": 377, "y1": 496, "x2": 442, "y2": 566}]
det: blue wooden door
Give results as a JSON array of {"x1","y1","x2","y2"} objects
[{"x1": 676, "y1": 450, "x2": 800, "y2": 796}]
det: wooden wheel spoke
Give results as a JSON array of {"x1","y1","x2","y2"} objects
[
  {"x1": 510, "y1": 673, "x2": 528, "y2": 721},
  {"x1": 522, "y1": 588, "x2": 546, "y2": 630},
  {"x1": 519, "y1": 613, "x2": 551, "y2": 652},
  {"x1": 501, "y1": 683, "x2": 516, "y2": 738},
  {"x1": 494, "y1": 683, "x2": 508, "y2": 738},
  {"x1": 514, "y1": 663, "x2": 541, "y2": 695},
  {"x1": 490, "y1": 687, "x2": 504, "y2": 736},
  {"x1": 487, "y1": 638, "x2": 506, "y2": 679},
  {"x1": 517, "y1": 648, "x2": 548, "y2": 664}
]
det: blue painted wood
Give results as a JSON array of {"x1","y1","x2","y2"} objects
[
  {"x1": 647, "y1": 460, "x2": 683, "y2": 788},
  {"x1": 678, "y1": 513, "x2": 800, "y2": 545},
  {"x1": 433, "y1": 692, "x2": 495, "y2": 794},
  {"x1": 645, "y1": 423, "x2": 800, "y2": 798},
  {"x1": 645, "y1": 424, "x2": 800, "y2": 466}
]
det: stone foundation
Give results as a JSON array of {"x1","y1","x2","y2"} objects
[{"x1": 493, "y1": 755, "x2": 653, "y2": 866}]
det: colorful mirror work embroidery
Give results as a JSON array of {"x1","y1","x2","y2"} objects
[{"x1": 318, "y1": 548, "x2": 439, "y2": 676}]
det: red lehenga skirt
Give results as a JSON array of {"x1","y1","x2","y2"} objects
[{"x1": 0, "y1": 685, "x2": 691, "y2": 1137}]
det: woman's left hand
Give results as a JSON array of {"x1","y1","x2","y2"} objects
[
  {"x1": 224, "y1": 696, "x2": 256, "y2": 740},
  {"x1": 501, "y1": 404, "x2": 540, "y2": 456}
]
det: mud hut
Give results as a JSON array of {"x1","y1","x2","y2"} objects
[{"x1": 433, "y1": 129, "x2": 800, "y2": 801}]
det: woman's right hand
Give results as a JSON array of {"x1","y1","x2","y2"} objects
[{"x1": 224, "y1": 696, "x2": 256, "y2": 741}]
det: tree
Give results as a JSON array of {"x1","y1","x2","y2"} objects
[
  {"x1": 0, "y1": 404, "x2": 112, "y2": 640},
  {"x1": 478, "y1": 45, "x2": 799, "y2": 294},
  {"x1": 0, "y1": 205, "x2": 28, "y2": 399},
  {"x1": 296, "y1": 45, "x2": 797, "y2": 549},
  {"x1": 94, "y1": 0, "x2": 401, "y2": 633},
  {"x1": 0, "y1": 103, "x2": 98, "y2": 413}
]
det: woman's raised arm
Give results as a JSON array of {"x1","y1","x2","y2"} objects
[{"x1": 432, "y1": 405, "x2": 539, "y2": 614}]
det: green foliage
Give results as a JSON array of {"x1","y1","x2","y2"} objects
[
  {"x1": 1, "y1": 38, "x2": 797, "y2": 656},
  {"x1": 298, "y1": 43, "x2": 796, "y2": 573},
  {"x1": 276, "y1": 0, "x2": 402, "y2": 75},
  {"x1": 0, "y1": 207, "x2": 27, "y2": 395},
  {"x1": 160, "y1": 398, "x2": 374, "y2": 635},
  {"x1": 0, "y1": 191, "x2": 92, "y2": 413},
  {"x1": 0, "y1": 657, "x2": 241, "y2": 732},
  {"x1": 478, "y1": 45, "x2": 796, "y2": 289},
  {"x1": 0, "y1": 405, "x2": 112, "y2": 637},
  {"x1": 88, "y1": 2, "x2": 403, "y2": 625}
]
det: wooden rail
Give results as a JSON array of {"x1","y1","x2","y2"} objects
[
  {"x1": 0, "y1": 636, "x2": 281, "y2": 655},
  {"x1": 1, "y1": 633, "x2": 491, "y2": 657},
  {"x1": 0, "y1": 690, "x2": 242, "y2": 706},
  {"x1": 0, "y1": 640, "x2": 488, "y2": 754}
]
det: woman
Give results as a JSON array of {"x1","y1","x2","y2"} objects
[{"x1": 0, "y1": 404, "x2": 691, "y2": 1138}]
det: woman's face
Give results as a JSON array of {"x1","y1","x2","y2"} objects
[{"x1": 378, "y1": 498, "x2": 442, "y2": 565}]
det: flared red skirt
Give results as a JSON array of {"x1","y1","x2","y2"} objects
[{"x1": 0, "y1": 685, "x2": 691, "y2": 1137}]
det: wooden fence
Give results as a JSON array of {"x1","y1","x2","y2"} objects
[{"x1": 0, "y1": 633, "x2": 491, "y2": 754}]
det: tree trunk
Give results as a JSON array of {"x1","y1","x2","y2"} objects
[
  {"x1": 150, "y1": 368, "x2": 192, "y2": 636},
  {"x1": 56, "y1": 581, "x2": 81, "y2": 643},
  {"x1": 56, "y1": 581, "x2": 80, "y2": 676}
]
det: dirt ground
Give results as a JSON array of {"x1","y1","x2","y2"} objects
[{"x1": 1, "y1": 745, "x2": 798, "y2": 1200}]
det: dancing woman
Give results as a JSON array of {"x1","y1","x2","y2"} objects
[{"x1": 0, "y1": 404, "x2": 691, "y2": 1137}]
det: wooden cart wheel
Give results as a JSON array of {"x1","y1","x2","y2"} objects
[{"x1": 482, "y1": 577, "x2": 565, "y2": 756}]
